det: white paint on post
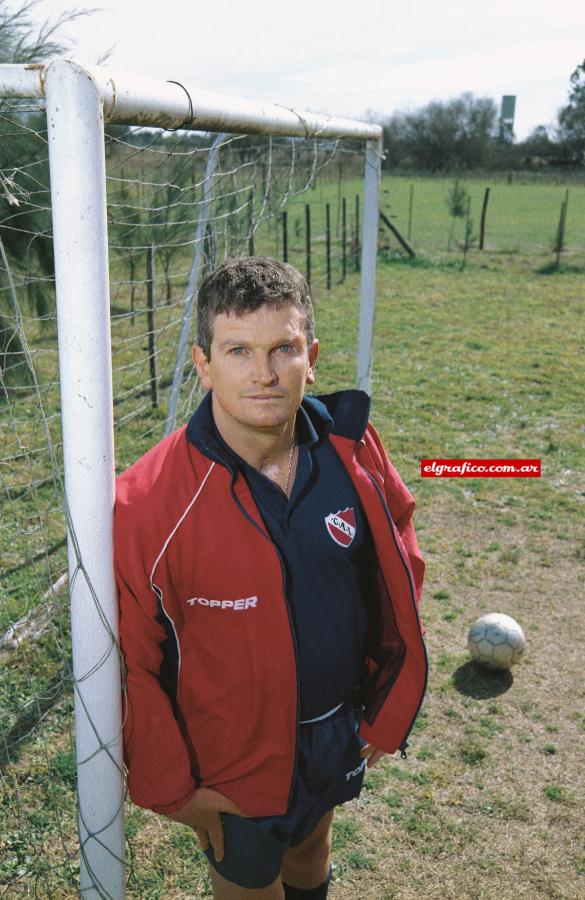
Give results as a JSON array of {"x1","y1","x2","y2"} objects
[
  {"x1": 357, "y1": 139, "x2": 382, "y2": 396},
  {"x1": 45, "y1": 59, "x2": 125, "y2": 899},
  {"x1": 0, "y1": 63, "x2": 44, "y2": 98}
]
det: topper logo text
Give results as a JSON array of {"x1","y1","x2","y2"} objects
[{"x1": 186, "y1": 596, "x2": 258, "y2": 610}]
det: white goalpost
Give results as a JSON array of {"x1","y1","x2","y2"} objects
[{"x1": 0, "y1": 58, "x2": 381, "y2": 899}]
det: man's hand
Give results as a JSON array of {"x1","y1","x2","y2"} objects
[
  {"x1": 360, "y1": 743, "x2": 386, "y2": 768},
  {"x1": 166, "y1": 787, "x2": 246, "y2": 862}
]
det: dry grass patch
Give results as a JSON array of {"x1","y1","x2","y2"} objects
[{"x1": 329, "y1": 491, "x2": 585, "y2": 899}]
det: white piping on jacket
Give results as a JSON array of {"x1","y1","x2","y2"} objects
[{"x1": 149, "y1": 461, "x2": 216, "y2": 679}]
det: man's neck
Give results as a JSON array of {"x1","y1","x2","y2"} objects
[{"x1": 211, "y1": 395, "x2": 297, "y2": 470}]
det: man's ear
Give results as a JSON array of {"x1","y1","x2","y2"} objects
[
  {"x1": 192, "y1": 345, "x2": 212, "y2": 391},
  {"x1": 305, "y1": 338, "x2": 319, "y2": 386}
]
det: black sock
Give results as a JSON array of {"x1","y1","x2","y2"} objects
[{"x1": 283, "y1": 866, "x2": 332, "y2": 899}]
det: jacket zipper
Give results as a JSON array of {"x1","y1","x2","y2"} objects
[{"x1": 359, "y1": 461, "x2": 429, "y2": 757}]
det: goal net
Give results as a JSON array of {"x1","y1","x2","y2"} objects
[{"x1": 0, "y1": 59, "x2": 381, "y2": 898}]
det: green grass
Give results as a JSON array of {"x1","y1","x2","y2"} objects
[
  {"x1": 381, "y1": 174, "x2": 585, "y2": 255},
  {"x1": 543, "y1": 785, "x2": 567, "y2": 803}
]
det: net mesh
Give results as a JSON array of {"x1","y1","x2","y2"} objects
[{"x1": 0, "y1": 94, "x2": 366, "y2": 896}]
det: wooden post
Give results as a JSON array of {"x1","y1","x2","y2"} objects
[
  {"x1": 555, "y1": 189, "x2": 569, "y2": 267},
  {"x1": 336, "y1": 162, "x2": 343, "y2": 237},
  {"x1": 479, "y1": 187, "x2": 490, "y2": 250},
  {"x1": 462, "y1": 196, "x2": 472, "y2": 269},
  {"x1": 129, "y1": 253, "x2": 136, "y2": 325},
  {"x1": 230, "y1": 171, "x2": 239, "y2": 252},
  {"x1": 379, "y1": 210, "x2": 416, "y2": 258},
  {"x1": 146, "y1": 245, "x2": 158, "y2": 409},
  {"x1": 203, "y1": 221, "x2": 217, "y2": 273},
  {"x1": 326, "y1": 202, "x2": 331, "y2": 290},
  {"x1": 305, "y1": 203, "x2": 311, "y2": 286},
  {"x1": 407, "y1": 184, "x2": 414, "y2": 241},
  {"x1": 282, "y1": 210, "x2": 288, "y2": 263},
  {"x1": 247, "y1": 188, "x2": 255, "y2": 256},
  {"x1": 341, "y1": 196, "x2": 347, "y2": 282}
]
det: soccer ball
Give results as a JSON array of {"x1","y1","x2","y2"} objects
[{"x1": 467, "y1": 613, "x2": 526, "y2": 671}]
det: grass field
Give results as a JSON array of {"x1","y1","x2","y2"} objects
[
  {"x1": 1, "y1": 169, "x2": 585, "y2": 897},
  {"x1": 379, "y1": 174, "x2": 585, "y2": 256}
]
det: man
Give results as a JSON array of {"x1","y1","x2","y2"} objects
[{"x1": 115, "y1": 257, "x2": 427, "y2": 899}]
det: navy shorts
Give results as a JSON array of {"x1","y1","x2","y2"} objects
[{"x1": 204, "y1": 700, "x2": 366, "y2": 889}]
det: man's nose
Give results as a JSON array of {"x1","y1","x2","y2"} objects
[{"x1": 251, "y1": 354, "x2": 277, "y2": 384}]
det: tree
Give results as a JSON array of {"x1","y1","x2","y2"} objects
[
  {"x1": 522, "y1": 125, "x2": 555, "y2": 155},
  {"x1": 446, "y1": 180, "x2": 468, "y2": 251},
  {"x1": 0, "y1": 1, "x2": 88, "y2": 62},
  {"x1": 0, "y1": 2, "x2": 91, "y2": 387},
  {"x1": 557, "y1": 59, "x2": 585, "y2": 164},
  {"x1": 382, "y1": 93, "x2": 498, "y2": 171}
]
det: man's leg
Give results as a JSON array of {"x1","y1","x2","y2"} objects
[
  {"x1": 280, "y1": 810, "x2": 334, "y2": 893},
  {"x1": 209, "y1": 866, "x2": 284, "y2": 900}
]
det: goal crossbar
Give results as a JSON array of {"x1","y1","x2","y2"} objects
[{"x1": 0, "y1": 59, "x2": 382, "y2": 140}]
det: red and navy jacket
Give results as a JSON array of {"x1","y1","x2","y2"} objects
[{"x1": 115, "y1": 389, "x2": 428, "y2": 818}]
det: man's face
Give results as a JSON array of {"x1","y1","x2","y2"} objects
[{"x1": 192, "y1": 303, "x2": 319, "y2": 435}]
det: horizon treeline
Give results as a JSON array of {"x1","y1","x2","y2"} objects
[{"x1": 377, "y1": 59, "x2": 585, "y2": 173}]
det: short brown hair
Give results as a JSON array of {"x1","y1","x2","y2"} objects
[{"x1": 196, "y1": 257, "x2": 314, "y2": 358}]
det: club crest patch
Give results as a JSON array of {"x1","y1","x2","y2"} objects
[{"x1": 325, "y1": 507, "x2": 356, "y2": 547}]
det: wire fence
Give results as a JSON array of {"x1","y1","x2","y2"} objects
[{"x1": 379, "y1": 174, "x2": 585, "y2": 259}]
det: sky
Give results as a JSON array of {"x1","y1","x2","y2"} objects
[{"x1": 31, "y1": 0, "x2": 585, "y2": 140}]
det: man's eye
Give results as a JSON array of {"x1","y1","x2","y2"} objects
[
  {"x1": 276, "y1": 344, "x2": 292, "y2": 353},
  {"x1": 230, "y1": 347, "x2": 246, "y2": 355}
]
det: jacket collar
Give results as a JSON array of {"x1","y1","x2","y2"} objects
[{"x1": 186, "y1": 389, "x2": 371, "y2": 466}]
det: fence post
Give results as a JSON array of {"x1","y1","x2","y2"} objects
[
  {"x1": 555, "y1": 189, "x2": 569, "y2": 267},
  {"x1": 146, "y1": 245, "x2": 158, "y2": 408},
  {"x1": 336, "y1": 161, "x2": 343, "y2": 237},
  {"x1": 305, "y1": 203, "x2": 312, "y2": 286},
  {"x1": 479, "y1": 186, "x2": 490, "y2": 250},
  {"x1": 408, "y1": 183, "x2": 414, "y2": 241},
  {"x1": 129, "y1": 253, "x2": 136, "y2": 324},
  {"x1": 282, "y1": 210, "x2": 288, "y2": 262},
  {"x1": 45, "y1": 57, "x2": 125, "y2": 900},
  {"x1": 247, "y1": 188, "x2": 255, "y2": 256},
  {"x1": 357, "y1": 139, "x2": 381, "y2": 395}
]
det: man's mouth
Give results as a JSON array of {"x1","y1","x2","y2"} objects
[{"x1": 246, "y1": 394, "x2": 285, "y2": 400}]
